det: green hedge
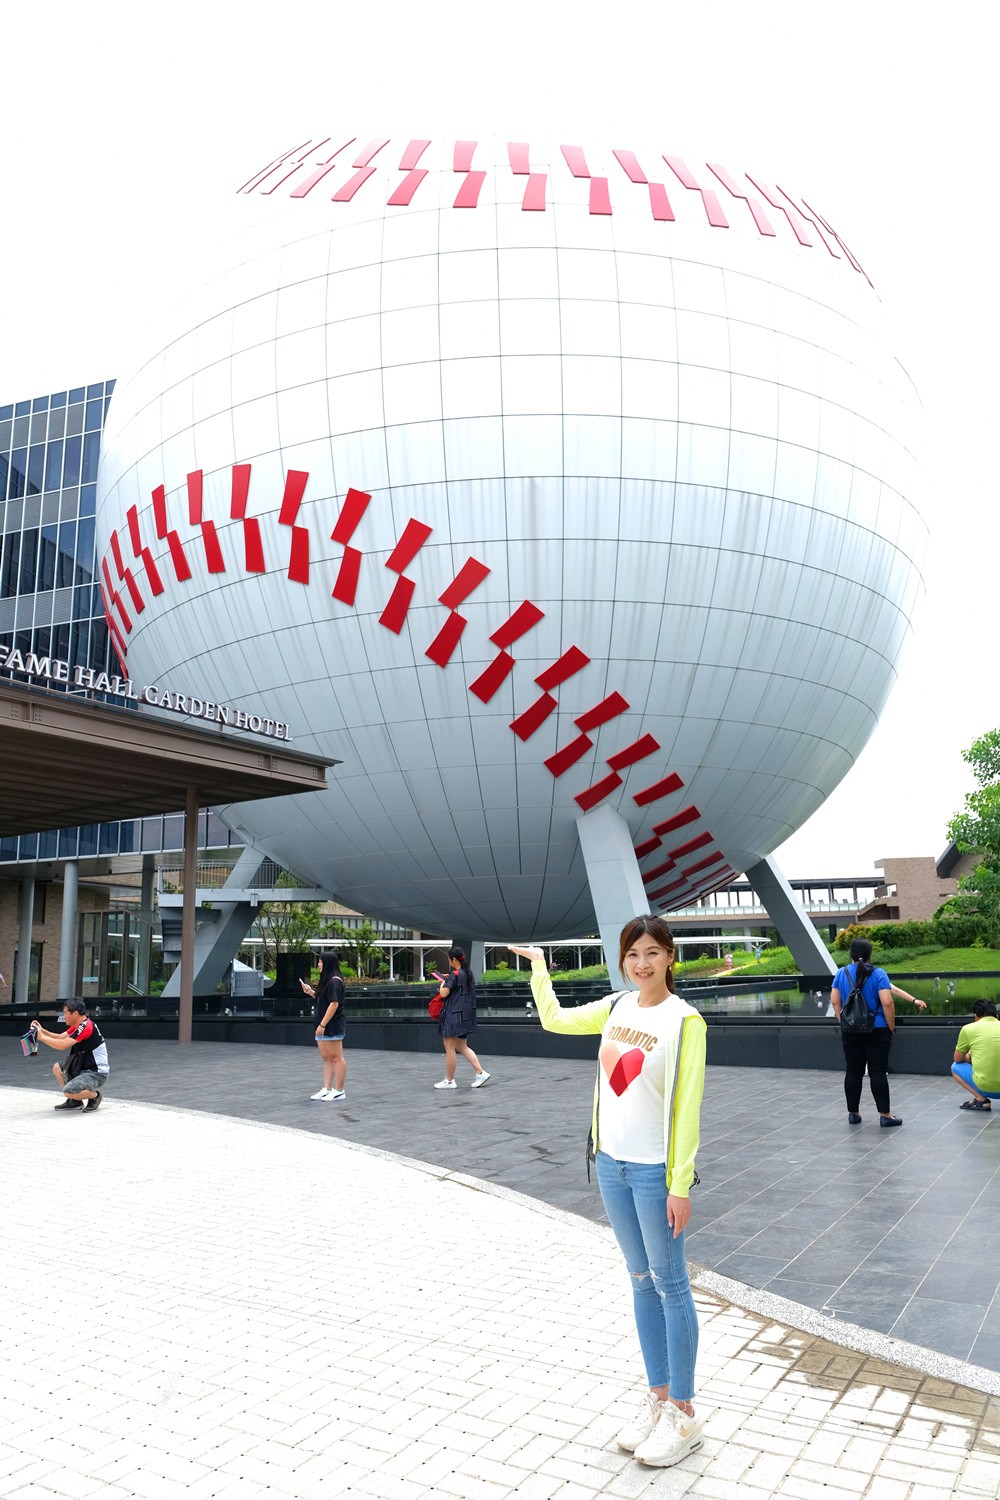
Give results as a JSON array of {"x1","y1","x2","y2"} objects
[{"x1": 835, "y1": 915, "x2": 995, "y2": 952}]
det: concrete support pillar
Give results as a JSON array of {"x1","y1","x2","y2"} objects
[
  {"x1": 744, "y1": 853, "x2": 837, "y2": 979},
  {"x1": 470, "y1": 941, "x2": 486, "y2": 979},
  {"x1": 15, "y1": 877, "x2": 35, "y2": 1004},
  {"x1": 137, "y1": 853, "x2": 155, "y2": 994},
  {"x1": 179, "y1": 786, "x2": 199, "y2": 1044},
  {"x1": 57, "y1": 860, "x2": 79, "y2": 999},
  {"x1": 575, "y1": 805, "x2": 649, "y2": 989}
]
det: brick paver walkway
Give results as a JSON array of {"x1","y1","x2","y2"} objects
[{"x1": 2, "y1": 1086, "x2": 999, "y2": 1500}]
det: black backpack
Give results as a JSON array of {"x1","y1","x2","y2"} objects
[{"x1": 840, "y1": 963, "x2": 876, "y2": 1034}]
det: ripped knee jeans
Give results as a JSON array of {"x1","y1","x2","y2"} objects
[{"x1": 595, "y1": 1151, "x2": 699, "y2": 1400}]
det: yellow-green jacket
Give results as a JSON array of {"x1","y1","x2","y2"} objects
[{"x1": 529, "y1": 959, "x2": 706, "y2": 1196}]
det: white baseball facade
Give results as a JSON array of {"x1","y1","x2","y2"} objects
[{"x1": 95, "y1": 136, "x2": 926, "y2": 941}]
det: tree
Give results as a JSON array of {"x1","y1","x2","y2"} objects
[
  {"x1": 942, "y1": 729, "x2": 1000, "y2": 938},
  {"x1": 326, "y1": 919, "x2": 385, "y2": 980},
  {"x1": 254, "y1": 873, "x2": 329, "y2": 974}
]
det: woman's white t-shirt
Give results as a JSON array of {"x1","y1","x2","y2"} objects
[{"x1": 597, "y1": 991, "x2": 677, "y2": 1164}]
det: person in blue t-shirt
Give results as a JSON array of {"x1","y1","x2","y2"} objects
[{"x1": 830, "y1": 938, "x2": 902, "y2": 1128}]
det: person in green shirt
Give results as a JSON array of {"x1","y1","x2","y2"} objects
[{"x1": 952, "y1": 1000, "x2": 1000, "y2": 1111}]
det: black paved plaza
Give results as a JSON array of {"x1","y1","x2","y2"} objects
[{"x1": 4, "y1": 1036, "x2": 999, "y2": 1371}]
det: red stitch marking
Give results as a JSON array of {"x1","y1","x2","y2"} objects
[
  {"x1": 522, "y1": 174, "x2": 546, "y2": 211},
  {"x1": 122, "y1": 569, "x2": 145, "y2": 613},
  {"x1": 613, "y1": 149, "x2": 647, "y2": 184},
  {"x1": 243, "y1": 520, "x2": 265, "y2": 575},
  {"x1": 425, "y1": 612, "x2": 467, "y2": 668},
  {"x1": 126, "y1": 505, "x2": 142, "y2": 554},
  {"x1": 139, "y1": 548, "x2": 164, "y2": 594},
  {"x1": 800, "y1": 197, "x2": 871, "y2": 282},
  {"x1": 653, "y1": 806, "x2": 700, "y2": 837},
  {"x1": 332, "y1": 546, "x2": 361, "y2": 605},
  {"x1": 536, "y1": 646, "x2": 590, "y2": 690},
  {"x1": 167, "y1": 532, "x2": 191, "y2": 582},
  {"x1": 663, "y1": 156, "x2": 729, "y2": 227},
  {"x1": 490, "y1": 601, "x2": 544, "y2": 648},
  {"x1": 261, "y1": 157, "x2": 318, "y2": 197},
  {"x1": 633, "y1": 772, "x2": 684, "y2": 806},
  {"x1": 289, "y1": 140, "x2": 355, "y2": 198},
  {"x1": 510, "y1": 692, "x2": 557, "y2": 741},
  {"x1": 454, "y1": 141, "x2": 477, "y2": 171},
  {"x1": 608, "y1": 734, "x2": 659, "y2": 771},
  {"x1": 575, "y1": 692, "x2": 628, "y2": 733},
  {"x1": 388, "y1": 170, "x2": 427, "y2": 207},
  {"x1": 575, "y1": 772, "x2": 623, "y2": 812},
  {"x1": 231, "y1": 464, "x2": 252, "y2": 520},
  {"x1": 439, "y1": 557, "x2": 490, "y2": 609},
  {"x1": 333, "y1": 165, "x2": 376, "y2": 202},
  {"x1": 352, "y1": 138, "x2": 390, "y2": 168},
  {"x1": 745, "y1": 176, "x2": 812, "y2": 246},
  {"x1": 109, "y1": 585, "x2": 133, "y2": 635},
  {"x1": 669, "y1": 831, "x2": 713, "y2": 859},
  {"x1": 100, "y1": 557, "x2": 114, "y2": 596},
  {"x1": 649, "y1": 182, "x2": 675, "y2": 221},
  {"x1": 469, "y1": 651, "x2": 516, "y2": 702},
  {"x1": 590, "y1": 178, "x2": 612, "y2": 215},
  {"x1": 109, "y1": 532, "x2": 125, "y2": 579},
  {"x1": 278, "y1": 470, "x2": 308, "y2": 526},
  {"x1": 454, "y1": 171, "x2": 486, "y2": 208},
  {"x1": 386, "y1": 519, "x2": 432, "y2": 574},
  {"x1": 508, "y1": 142, "x2": 531, "y2": 174},
  {"x1": 237, "y1": 141, "x2": 310, "y2": 194},
  {"x1": 707, "y1": 163, "x2": 775, "y2": 236},
  {"x1": 643, "y1": 859, "x2": 677, "y2": 884},
  {"x1": 545, "y1": 733, "x2": 593, "y2": 777},
  {"x1": 201, "y1": 520, "x2": 226, "y2": 574},
  {"x1": 379, "y1": 575, "x2": 416, "y2": 633},
  {"x1": 685, "y1": 852, "x2": 725, "y2": 876},
  {"x1": 332, "y1": 487, "x2": 372, "y2": 545},
  {"x1": 634, "y1": 836, "x2": 661, "y2": 860},
  {"x1": 186, "y1": 470, "x2": 203, "y2": 525},
  {"x1": 561, "y1": 144, "x2": 590, "y2": 178},
  {"x1": 288, "y1": 527, "x2": 309, "y2": 584},
  {"x1": 152, "y1": 484, "x2": 167, "y2": 539},
  {"x1": 649, "y1": 877, "x2": 688, "y2": 899},
  {"x1": 400, "y1": 139, "x2": 431, "y2": 170}
]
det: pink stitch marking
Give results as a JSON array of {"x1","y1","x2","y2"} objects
[
  {"x1": 522, "y1": 174, "x2": 546, "y2": 211},
  {"x1": 454, "y1": 141, "x2": 477, "y2": 172},
  {"x1": 289, "y1": 139, "x2": 356, "y2": 199},
  {"x1": 388, "y1": 170, "x2": 427, "y2": 207},
  {"x1": 648, "y1": 182, "x2": 675, "y2": 221},
  {"x1": 454, "y1": 171, "x2": 486, "y2": 208},
  {"x1": 352, "y1": 138, "x2": 390, "y2": 168},
  {"x1": 400, "y1": 139, "x2": 432, "y2": 170},
  {"x1": 590, "y1": 178, "x2": 612, "y2": 215},
  {"x1": 333, "y1": 165, "x2": 376, "y2": 202},
  {"x1": 508, "y1": 142, "x2": 531, "y2": 174},
  {"x1": 706, "y1": 163, "x2": 775, "y2": 236},
  {"x1": 745, "y1": 176, "x2": 812, "y2": 246},
  {"x1": 662, "y1": 156, "x2": 729, "y2": 227},
  {"x1": 560, "y1": 144, "x2": 590, "y2": 178},
  {"x1": 613, "y1": 149, "x2": 647, "y2": 184}
]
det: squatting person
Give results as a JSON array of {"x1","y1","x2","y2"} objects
[
  {"x1": 509, "y1": 916, "x2": 707, "y2": 1470},
  {"x1": 951, "y1": 999, "x2": 1000, "y2": 1112},
  {"x1": 32, "y1": 999, "x2": 109, "y2": 1112}
]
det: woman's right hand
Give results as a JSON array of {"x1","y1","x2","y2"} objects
[{"x1": 508, "y1": 944, "x2": 545, "y2": 963}]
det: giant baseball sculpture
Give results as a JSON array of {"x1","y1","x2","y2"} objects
[{"x1": 96, "y1": 136, "x2": 926, "y2": 939}]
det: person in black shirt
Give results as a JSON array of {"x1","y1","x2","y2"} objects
[
  {"x1": 300, "y1": 950, "x2": 347, "y2": 1101},
  {"x1": 32, "y1": 1000, "x2": 110, "y2": 1112},
  {"x1": 433, "y1": 945, "x2": 490, "y2": 1090}
]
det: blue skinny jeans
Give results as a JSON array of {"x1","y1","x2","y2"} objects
[{"x1": 596, "y1": 1151, "x2": 699, "y2": 1401}]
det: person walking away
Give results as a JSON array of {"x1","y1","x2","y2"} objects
[
  {"x1": 509, "y1": 916, "x2": 707, "y2": 1469},
  {"x1": 300, "y1": 950, "x2": 347, "y2": 1101},
  {"x1": 951, "y1": 999, "x2": 1000, "y2": 1111},
  {"x1": 433, "y1": 945, "x2": 490, "y2": 1089},
  {"x1": 32, "y1": 999, "x2": 109, "y2": 1111},
  {"x1": 831, "y1": 938, "x2": 901, "y2": 1126}
]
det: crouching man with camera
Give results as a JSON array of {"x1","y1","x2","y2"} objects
[{"x1": 32, "y1": 1000, "x2": 110, "y2": 1112}]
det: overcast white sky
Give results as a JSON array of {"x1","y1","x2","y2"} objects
[{"x1": 2, "y1": 0, "x2": 995, "y2": 881}]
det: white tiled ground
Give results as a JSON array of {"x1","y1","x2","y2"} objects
[{"x1": 2, "y1": 1088, "x2": 999, "y2": 1500}]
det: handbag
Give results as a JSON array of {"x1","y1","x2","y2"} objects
[{"x1": 428, "y1": 994, "x2": 446, "y2": 1020}]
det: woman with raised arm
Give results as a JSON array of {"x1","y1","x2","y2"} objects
[{"x1": 509, "y1": 916, "x2": 707, "y2": 1470}]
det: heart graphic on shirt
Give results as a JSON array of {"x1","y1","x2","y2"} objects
[{"x1": 599, "y1": 1042, "x2": 646, "y2": 1097}]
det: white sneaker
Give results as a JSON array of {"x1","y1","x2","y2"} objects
[
  {"x1": 325, "y1": 1089, "x2": 346, "y2": 1101},
  {"x1": 310, "y1": 1088, "x2": 331, "y2": 1100},
  {"x1": 433, "y1": 1079, "x2": 457, "y2": 1090},
  {"x1": 616, "y1": 1391, "x2": 667, "y2": 1452},
  {"x1": 634, "y1": 1405, "x2": 704, "y2": 1467},
  {"x1": 471, "y1": 1070, "x2": 491, "y2": 1089}
]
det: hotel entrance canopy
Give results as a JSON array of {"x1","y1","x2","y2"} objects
[{"x1": 0, "y1": 678, "x2": 333, "y2": 1041}]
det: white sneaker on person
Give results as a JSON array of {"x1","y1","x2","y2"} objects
[
  {"x1": 433, "y1": 1079, "x2": 457, "y2": 1089},
  {"x1": 471, "y1": 1070, "x2": 491, "y2": 1088},
  {"x1": 310, "y1": 1088, "x2": 331, "y2": 1100},
  {"x1": 633, "y1": 1404, "x2": 704, "y2": 1467},
  {"x1": 616, "y1": 1390, "x2": 668, "y2": 1451},
  {"x1": 325, "y1": 1089, "x2": 346, "y2": 1101}
]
